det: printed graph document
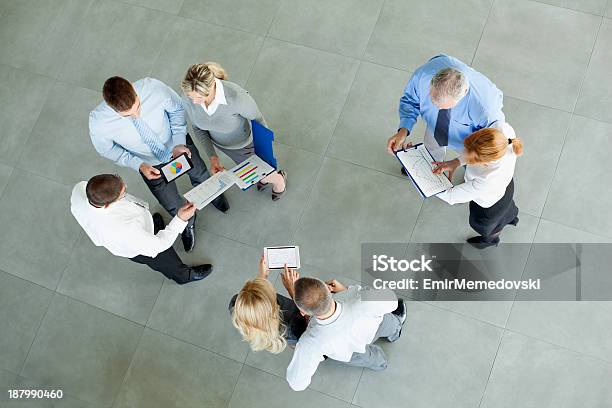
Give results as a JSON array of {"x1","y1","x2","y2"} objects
[
  {"x1": 396, "y1": 143, "x2": 453, "y2": 198},
  {"x1": 183, "y1": 171, "x2": 235, "y2": 209},
  {"x1": 264, "y1": 246, "x2": 301, "y2": 269},
  {"x1": 230, "y1": 154, "x2": 276, "y2": 190}
]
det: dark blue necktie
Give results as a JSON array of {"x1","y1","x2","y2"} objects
[{"x1": 434, "y1": 108, "x2": 451, "y2": 147}]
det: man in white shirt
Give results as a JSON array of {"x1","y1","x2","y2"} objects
[
  {"x1": 89, "y1": 76, "x2": 229, "y2": 253},
  {"x1": 70, "y1": 174, "x2": 212, "y2": 284},
  {"x1": 281, "y1": 270, "x2": 407, "y2": 391}
]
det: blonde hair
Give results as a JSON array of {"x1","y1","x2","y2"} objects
[
  {"x1": 181, "y1": 62, "x2": 227, "y2": 97},
  {"x1": 464, "y1": 127, "x2": 524, "y2": 165},
  {"x1": 231, "y1": 278, "x2": 287, "y2": 354}
]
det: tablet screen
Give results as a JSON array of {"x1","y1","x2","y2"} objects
[
  {"x1": 265, "y1": 246, "x2": 300, "y2": 269},
  {"x1": 161, "y1": 154, "x2": 192, "y2": 183}
]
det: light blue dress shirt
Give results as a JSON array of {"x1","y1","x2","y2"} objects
[
  {"x1": 89, "y1": 77, "x2": 187, "y2": 172},
  {"x1": 399, "y1": 55, "x2": 505, "y2": 152}
]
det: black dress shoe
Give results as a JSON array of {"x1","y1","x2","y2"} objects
[
  {"x1": 189, "y1": 264, "x2": 213, "y2": 282},
  {"x1": 212, "y1": 193, "x2": 230, "y2": 213},
  {"x1": 152, "y1": 213, "x2": 165, "y2": 233},
  {"x1": 392, "y1": 298, "x2": 407, "y2": 326},
  {"x1": 509, "y1": 217, "x2": 519, "y2": 226},
  {"x1": 401, "y1": 167, "x2": 408, "y2": 176},
  {"x1": 467, "y1": 236, "x2": 500, "y2": 249},
  {"x1": 181, "y1": 225, "x2": 196, "y2": 252}
]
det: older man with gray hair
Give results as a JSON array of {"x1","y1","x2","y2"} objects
[{"x1": 387, "y1": 54, "x2": 505, "y2": 164}]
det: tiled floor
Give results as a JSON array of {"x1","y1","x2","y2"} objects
[{"x1": 0, "y1": 0, "x2": 611, "y2": 407}]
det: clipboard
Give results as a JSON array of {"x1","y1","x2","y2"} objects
[
  {"x1": 251, "y1": 120, "x2": 278, "y2": 169},
  {"x1": 395, "y1": 143, "x2": 452, "y2": 198}
]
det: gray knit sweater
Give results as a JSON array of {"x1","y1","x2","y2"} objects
[{"x1": 181, "y1": 80, "x2": 267, "y2": 158}]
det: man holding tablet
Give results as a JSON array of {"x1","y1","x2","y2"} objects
[{"x1": 89, "y1": 76, "x2": 229, "y2": 252}]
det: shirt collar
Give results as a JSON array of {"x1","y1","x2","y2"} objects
[
  {"x1": 201, "y1": 78, "x2": 227, "y2": 116},
  {"x1": 315, "y1": 301, "x2": 342, "y2": 326}
]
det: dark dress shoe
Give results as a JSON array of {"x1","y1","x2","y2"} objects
[
  {"x1": 152, "y1": 213, "x2": 165, "y2": 234},
  {"x1": 467, "y1": 236, "x2": 500, "y2": 249},
  {"x1": 212, "y1": 193, "x2": 230, "y2": 213},
  {"x1": 189, "y1": 264, "x2": 213, "y2": 281},
  {"x1": 509, "y1": 217, "x2": 519, "y2": 226},
  {"x1": 401, "y1": 167, "x2": 408, "y2": 176},
  {"x1": 181, "y1": 225, "x2": 196, "y2": 252},
  {"x1": 392, "y1": 298, "x2": 407, "y2": 326}
]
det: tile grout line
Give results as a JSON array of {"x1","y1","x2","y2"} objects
[
  {"x1": 570, "y1": 15, "x2": 604, "y2": 114},
  {"x1": 109, "y1": 323, "x2": 147, "y2": 408},
  {"x1": 529, "y1": 0, "x2": 607, "y2": 17},
  {"x1": 477, "y1": 329, "x2": 506, "y2": 408},
  {"x1": 470, "y1": 0, "x2": 496, "y2": 66},
  {"x1": 359, "y1": 0, "x2": 386, "y2": 61},
  {"x1": 16, "y1": 292, "x2": 56, "y2": 377},
  {"x1": 289, "y1": 59, "x2": 361, "y2": 243},
  {"x1": 225, "y1": 362, "x2": 246, "y2": 408}
]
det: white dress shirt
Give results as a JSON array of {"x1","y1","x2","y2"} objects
[
  {"x1": 286, "y1": 286, "x2": 397, "y2": 391},
  {"x1": 200, "y1": 78, "x2": 227, "y2": 116},
  {"x1": 438, "y1": 123, "x2": 517, "y2": 208},
  {"x1": 70, "y1": 182, "x2": 187, "y2": 258},
  {"x1": 89, "y1": 77, "x2": 187, "y2": 172}
]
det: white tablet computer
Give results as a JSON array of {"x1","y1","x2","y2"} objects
[
  {"x1": 264, "y1": 246, "x2": 301, "y2": 269},
  {"x1": 160, "y1": 153, "x2": 193, "y2": 183}
]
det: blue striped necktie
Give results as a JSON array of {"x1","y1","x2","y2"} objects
[
  {"x1": 130, "y1": 117, "x2": 172, "y2": 163},
  {"x1": 434, "y1": 108, "x2": 451, "y2": 147}
]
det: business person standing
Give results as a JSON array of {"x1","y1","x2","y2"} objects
[
  {"x1": 70, "y1": 174, "x2": 213, "y2": 284},
  {"x1": 387, "y1": 55, "x2": 505, "y2": 163},
  {"x1": 89, "y1": 76, "x2": 229, "y2": 252},
  {"x1": 432, "y1": 124, "x2": 523, "y2": 248},
  {"x1": 180, "y1": 62, "x2": 287, "y2": 201}
]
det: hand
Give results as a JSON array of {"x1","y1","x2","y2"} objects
[
  {"x1": 432, "y1": 158, "x2": 460, "y2": 181},
  {"x1": 172, "y1": 144, "x2": 192, "y2": 159},
  {"x1": 258, "y1": 254, "x2": 270, "y2": 279},
  {"x1": 387, "y1": 128, "x2": 411, "y2": 154},
  {"x1": 281, "y1": 265, "x2": 300, "y2": 299},
  {"x1": 139, "y1": 163, "x2": 161, "y2": 180},
  {"x1": 209, "y1": 156, "x2": 225, "y2": 174},
  {"x1": 177, "y1": 202, "x2": 197, "y2": 221},
  {"x1": 325, "y1": 279, "x2": 347, "y2": 293}
]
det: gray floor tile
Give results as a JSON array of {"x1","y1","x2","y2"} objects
[
  {"x1": 503, "y1": 97, "x2": 572, "y2": 217},
  {"x1": 0, "y1": 271, "x2": 53, "y2": 373},
  {"x1": 151, "y1": 16, "x2": 264, "y2": 94},
  {"x1": 535, "y1": 219, "x2": 612, "y2": 243},
  {"x1": 147, "y1": 233, "x2": 262, "y2": 362},
  {"x1": 411, "y1": 197, "x2": 539, "y2": 244},
  {"x1": 0, "y1": 0, "x2": 94, "y2": 78},
  {"x1": 534, "y1": 0, "x2": 608, "y2": 15},
  {"x1": 353, "y1": 301, "x2": 503, "y2": 408},
  {"x1": 120, "y1": 0, "x2": 185, "y2": 14},
  {"x1": 0, "y1": 65, "x2": 54, "y2": 165},
  {"x1": 269, "y1": 0, "x2": 384, "y2": 58},
  {"x1": 179, "y1": 0, "x2": 282, "y2": 35},
  {"x1": 543, "y1": 115, "x2": 612, "y2": 237},
  {"x1": 58, "y1": 0, "x2": 173, "y2": 91},
  {"x1": 607, "y1": 1, "x2": 612, "y2": 17},
  {"x1": 575, "y1": 19, "x2": 612, "y2": 123},
  {"x1": 246, "y1": 39, "x2": 358, "y2": 154},
  {"x1": 229, "y1": 365, "x2": 350, "y2": 408},
  {"x1": 327, "y1": 62, "x2": 427, "y2": 175},
  {"x1": 21, "y1": 294, "x2": 143, "y2": 407},
  {"x1": 0, "y1": 162, "x2": 13, "y2": 196},
  {"x1": 364, "y1": 0, "x2": 492, "y2": 72},
  {"x1": 507, "y1": 301, "x2": 612, "y2": 362},
  {"x1": 473, "y1": 0, "x2": 600, "y2": 111},
  {"x1": 0, "y1": 172, "x2": 82, "y2": 289},
  {"x1": 294, "y1": 158, "x2": 423, "y2": 280},
  {"x1": 57, "y1": 238, "x2": 164, "y2": 325},
  {"x1": 20, "y1": 81, "x2": 113, "y2": 186},
  {"x1": 114, "y1": 328, "x2": 241, "y2": 408},
  {"x1": 193, "y1": 142, "x2": 322, "y2": 248},
  {"x1": 480, "y1": 331, "x2": 612, "y2": 408}
]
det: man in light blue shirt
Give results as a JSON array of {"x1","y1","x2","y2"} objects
[
  {"x1": 387, "y1": 55, "x2": 505, "y2": 171},
  {"x1": 90, "y1": 76, "x2": 229, "y2": 252}
]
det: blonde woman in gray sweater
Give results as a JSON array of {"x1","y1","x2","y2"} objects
[{"x1": 181, "y1": 63, "x2": 287, "y2": 201}]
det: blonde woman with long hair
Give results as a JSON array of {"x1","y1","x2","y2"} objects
[
  {"x1": 230, "y1": 256, "x2": 307, "y2": 353},
  {"x1": 181, "y1": 62, "x2": 287, "y2": 201},
  {"x1": 432, "y1": 124, "x2": 523, "y2": 248}
]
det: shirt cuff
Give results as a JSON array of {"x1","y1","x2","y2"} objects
[
  {"x1": 168, "y1": 215, "x2": 189, "y2": 233},
  {"x1": 130, "y1": 157, "x2": 145, "y2": 173},
  {"x1": 399, "y1": 118, "x2": 416, "y2": 133}
]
